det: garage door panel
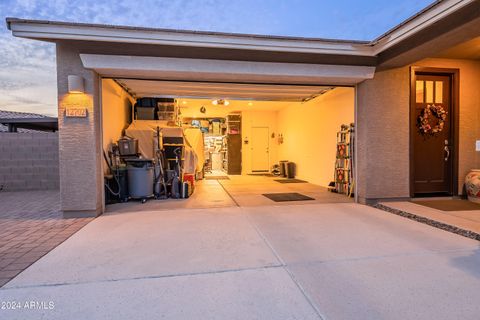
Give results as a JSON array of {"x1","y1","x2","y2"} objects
[{"x1": 116, "y1": 79, "x2": 333, "y2": 101}]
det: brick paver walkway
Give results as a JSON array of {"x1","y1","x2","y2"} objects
[{"x1": 0, "y1": 190, "x2": 93, "y2": 287}]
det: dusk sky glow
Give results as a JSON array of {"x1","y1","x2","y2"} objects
[{"x1": 0, "y1": 0, "x2": 434, "y2": 116}]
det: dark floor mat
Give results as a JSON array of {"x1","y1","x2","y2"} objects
[
  {"x1": 274, "y1": 179, "x2": 307, "y2": 184},
  {"x1": 263, "y1": 192, "x2": 315, "y2": 202},
  {"x1": 413, "y1": 200, "x2": 480, "y2": 211},
  {"x1": 248, "y1": 173, "x2": 275, "y2": 177},
  {"x1": 205, "y1": 176, "x2": 230, "y2": 180}
]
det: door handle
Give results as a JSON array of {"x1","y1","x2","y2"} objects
[{"x1": 444, "y1": 146, "x2": 450, "y2": 162}]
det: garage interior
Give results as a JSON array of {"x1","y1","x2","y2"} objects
[{"x1": 101, "y1": 78, "x2": 355, "y2": 211}]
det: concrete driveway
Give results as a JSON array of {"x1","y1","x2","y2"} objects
[{"x1": 0, "y1": 203, "x2": 479, "y2": 319}]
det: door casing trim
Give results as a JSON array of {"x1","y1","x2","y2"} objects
[{"x1": 409, "y1": 67, "x2": 460, "y2": 198}]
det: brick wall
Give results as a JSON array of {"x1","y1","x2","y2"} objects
[{"x1": 0, "y1": 132, "x2": 59, "y2": 191}]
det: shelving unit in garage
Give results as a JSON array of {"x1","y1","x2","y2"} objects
[
  {"x1": 226, "y1": 114, "x2": 242, "y2": 175},
  {"x1": 334, "y1": 123, "x2": 355, "y2": 197}
]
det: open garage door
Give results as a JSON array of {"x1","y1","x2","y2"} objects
[
  {"x1": 102, "y1": 75, "x2": 356, "y2": 209},
  {"x1": 115, "y1": 79, "x2": 333, "y2": 102},
  {"x1": 93, "y1": 51, "x2": 361, "y2": 209}
]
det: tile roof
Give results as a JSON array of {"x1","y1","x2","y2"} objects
[
  {"x1": 0, "y1": 110, "x2": 55, "y2": 133},
  {"x1": 0, "y1": 109, "x2": 49, "y2": 119}
]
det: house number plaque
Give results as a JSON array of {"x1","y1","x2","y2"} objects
[{"x1": 65, "y1": 108, "x2": 88, "y2": 118}]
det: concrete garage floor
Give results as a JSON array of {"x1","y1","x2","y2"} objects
[
  {"x1": 220, "y1": 175, "x2": 352, "y2": 207},
  {"x1": 106, "y1": 179, "x2": 237, "y2": 213},
  {"x1": 106, "y1": 175, "x2": 351, "y2": 214},
  {"x1": 1, "y1": 203, "x2": 479, "y2": 319}
]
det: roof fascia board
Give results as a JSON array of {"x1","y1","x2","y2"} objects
[
  {"x1": 8, "y1": 21, "x2": 373, "y2": 56},
  {"x1": 372, "y1": 0, "x2": 475, "y2": 55}
]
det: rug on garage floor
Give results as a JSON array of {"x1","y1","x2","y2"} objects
[
  {"x1": 205, "y1": 176, "x2": 230, "y2": 180},
  {"x1": 263, "y1": 193, "x2": 315, "y2": 202},
  {"x1": 412, "y1": 199, "x2": 480, "y2": 211},
  {"x1": 274, "y1": 179, "x2": 307, "y2": 184}
]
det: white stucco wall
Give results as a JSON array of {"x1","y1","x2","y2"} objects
[
  {"x1": 101, "y1": 79, "x2": 133, "y2": 159},
  {"x1": 277, "y1": 88, "x2": 354, "y2": 187}
]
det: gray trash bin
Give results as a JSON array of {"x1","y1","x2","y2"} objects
[
  {"x1": 286, "y1": 162, "x2": 296, "y2": 179},
  {"x1": 127, "y1": 160, "x2": 154, "y2": 200},
  {"x1": 279, "y1": 160, "x2": 289, "y2": 177}
]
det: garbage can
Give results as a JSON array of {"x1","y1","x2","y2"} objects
[
  {"x1": 279, "y1": 160, "x2": 289, "y2": 177},
  {"x1": 127, "y1": 159, "x2": 154, "y2": 200},
  {"x1": 286, "y1": 162, "x2": 296, "y2": 179}
]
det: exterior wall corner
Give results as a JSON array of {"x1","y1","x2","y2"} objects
[{"x1": 56, "y1": 43, "x2": 103, "y2": 215}]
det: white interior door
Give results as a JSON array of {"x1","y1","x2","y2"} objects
[{"x1": 251, "y1": 127, "x2": 270, "y2": 172}]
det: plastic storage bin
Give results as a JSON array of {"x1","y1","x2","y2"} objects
[
  {"x1": 127, "y1": 160, "x2": 154, "y2": 200},
  {"x1": 118, "y1": 137, "x2": 138, "y2": 156}
]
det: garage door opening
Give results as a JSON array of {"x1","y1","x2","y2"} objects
[{"x1": 101, "y1": 78, "x2": 355, "y2": 211}]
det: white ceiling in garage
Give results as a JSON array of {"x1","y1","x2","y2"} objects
[{"x1": 115, "y1": 79, "x2": 334, "y2": 102}]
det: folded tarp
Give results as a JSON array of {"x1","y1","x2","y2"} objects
[
  {"x1": 184, "y1": 127, "x2": 205, "y2": 173},
  {"x1": 124, "y1": 121, "x2": 202, "y2": 174}
]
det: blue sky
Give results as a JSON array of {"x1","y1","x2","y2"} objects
[{"x1": 0, "y1": 0, "x2": 434, "y2": 116}]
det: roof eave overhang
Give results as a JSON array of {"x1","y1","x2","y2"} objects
[
  {"x1": 5, "y1": 0, "x2": 478, "y2": 71},
  {"x1": 6, "y1": 18, "x2": 373, "y2": 57},
  {"x1": 376, "y1": 0, "x2": 480, "y2": 69},
  {"x1": 0, "y1": 118, "x2": 58, "y2": 132},
  {"x1": 371, "y1": 0, "x2": 477, "y2": 55}
]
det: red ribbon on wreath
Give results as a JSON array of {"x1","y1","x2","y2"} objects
[{"x1": 417, "y1": 104, "x2": 447, "y2": 136}]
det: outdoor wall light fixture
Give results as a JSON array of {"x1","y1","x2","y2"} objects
[{"x1": 68, "y1": 75, "x2": 84, "y2": 94}]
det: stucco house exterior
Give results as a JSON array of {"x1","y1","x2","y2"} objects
[{"x1": 5, "y1": 0, "x2": 480, "y2": 217}]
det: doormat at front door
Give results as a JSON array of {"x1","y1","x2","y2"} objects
[
  {"x1": 412, "y1": 200, "x2": 480, "y2": 211},
  {"x1": 263, "y1": 193, "x2": 315, "y2": 202},
  {"x1": 274, "y1": 179, "x2": 307, "y2": 184}
]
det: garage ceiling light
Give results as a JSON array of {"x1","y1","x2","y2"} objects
[{"x1": 212, "y1": 99, "x2": 229, "y2": 106}]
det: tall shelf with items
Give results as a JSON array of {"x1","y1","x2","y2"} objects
[
  {"x1": 226, "y1": 114, "x2": 242, "y2": 175},
  {"x1": 157, "y1": 99, "x2": 180, "y2": 125},
  {"x1": 334, "y1": 123, "x2": 355, "y2": 197},
  {"x1": 221, "y1": 135, "x2": 228, "y2": 172},
  {"x1": 133, "y1": 97, "x2": 180, "y2": 125}
]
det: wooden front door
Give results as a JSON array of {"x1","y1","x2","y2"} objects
[{"x1": 412, "y1": 71, "x2": 456, "y2": 196}]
